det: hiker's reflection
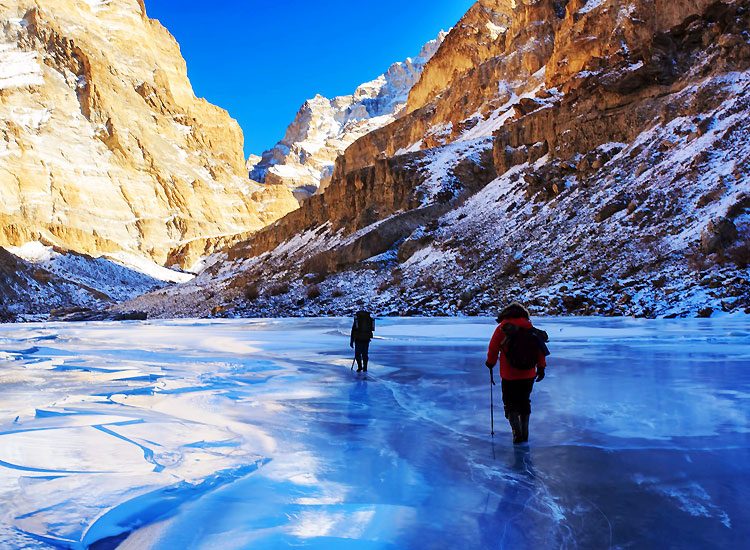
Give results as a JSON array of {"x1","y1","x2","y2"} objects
[
  {"x1": 346, "y1": 377, "x2": 372, "y2": 434},
  {"x1": 479, "y1": 446, "x2": 542, "y2": 547}
]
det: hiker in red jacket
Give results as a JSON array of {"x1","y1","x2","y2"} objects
[{"x1": 485, "y1": 302, "x2": 548, "y2": 444}]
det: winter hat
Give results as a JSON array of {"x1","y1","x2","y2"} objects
[{"x1": 495, "y1": 301, "x2": 530, "y2": 322}]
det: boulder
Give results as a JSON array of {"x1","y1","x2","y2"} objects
[
  {"x1": 700, "y1": 218, "x2": 738, "y2": 254},
  {"x1": 596, "y1": 199, "x2": 629, "y2": 222}
]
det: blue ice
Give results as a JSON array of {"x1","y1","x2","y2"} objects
[{"x1": 0, "y1": 317, "x2": 748, "y2": 549}]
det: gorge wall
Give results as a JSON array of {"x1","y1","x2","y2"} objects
[
  {"x1": 0, "y1": 0, "x2": 297, "y2": 271},
  {"x1": 122, "y1": 0, "x2": 750, "y2": 320}
]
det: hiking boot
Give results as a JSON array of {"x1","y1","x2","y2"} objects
[
  {"x1": 508, "y1": 413, "x2": 522, "y2": 444},
  {"x1": 519, "y1": 414, "x2": 530, "y2": 443}
]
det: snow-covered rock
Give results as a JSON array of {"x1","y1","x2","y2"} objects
[
  {"x1": 0, "y1": 242, "x2": 188, "y2": 320},
  {"x1": 122, "y1": 0, "x2": 750, "y2": 321},
  {"x1": 248, "y1": 33, "x2": 446, "y2": 199}
]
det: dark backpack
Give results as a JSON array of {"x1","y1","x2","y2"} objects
[
  {"x1": 353, "y1": 312, "x2": 374, "y2": 339},
  {"x1": 501, "y1": 324, "x2": 542, "y2": 370}
]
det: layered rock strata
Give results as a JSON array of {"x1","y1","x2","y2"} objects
[
  {"x1": 234, "y1": 140, "x2": 496, "y2": 270},
  {"x1": 0, "y1": 0, "x2": 297, "y2": 269},
  {"x1": 405, "y1": 0, "x2": 515, "y2": 113},
  {"x1": 335, "y1": 0, "x2": 560, "y2": 179},
  {"x1": 120, "y1": 0, "x2": 750, "y2": 319}
]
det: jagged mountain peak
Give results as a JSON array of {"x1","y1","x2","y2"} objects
[
  {"x1": 405, "y1": 0, "x2": 516, "y2": 114},
  {"x1": 248, "y1": 32, "x2": 446, "y2": 200}
]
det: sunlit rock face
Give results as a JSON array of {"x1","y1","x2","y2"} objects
[
  {"x1": 125, "y1": 0, "x2": 750, "y2": 320},
  {"x1": 405, "y1": 0, "x2": 516, "y2": 114},
  {"x1": 0, "y1": 0, "x2": 297, "y2": 267},
  {"x1": 335, "y1": 0, "x2": 559, "y2": 177},
  {"x1": 338, "y1": 0, "x2": 725, "y2": 176},
  {"x1": 248, "y1": 33, "x2": 446, "y2": 200},
  {"x1": 547, "y1": 0, "x2": 716, "y2": 89}
]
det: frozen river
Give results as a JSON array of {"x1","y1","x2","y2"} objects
[{"x1": 0, "y1": 317, "x2": 748, "y2": 549}]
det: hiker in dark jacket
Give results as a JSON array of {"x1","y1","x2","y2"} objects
[
  {"x1": 485, "y1": 302, "x2": 548, "y2": 444},
  {"x1": 350, "y1": 310, "x2": 374, "y2": 372}
]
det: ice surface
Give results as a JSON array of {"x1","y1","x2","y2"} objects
[{"x1": 0, "y1": 317, "x2": 748, "y2": 549}]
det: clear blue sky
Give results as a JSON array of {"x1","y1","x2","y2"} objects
[{"x1": 143, "y1": 0, "x2": 475, "y2": 158}]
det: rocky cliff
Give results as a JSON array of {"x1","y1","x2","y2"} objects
[
  {"x1": 122, "y1": 0, "x2": 750, "y2": 320},
  {"x1": 0, "y1": 240, "x2": 188, "y2": 321},
  {"x1": 0, "y1": 0, "x2": 297, "y2": 271},
  {"x1": 405, "y1": 0, "x2": 516, "y2": 113},
  {"x1": 333, "y1": 0, "x2": 559, "y2": 179},
  {"x1": 248, "y1": 34, "x2": 445, "y2": 200}
]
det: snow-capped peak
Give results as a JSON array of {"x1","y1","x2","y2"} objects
[{"x1": 248, "y1": 32, "x2": 447, "y2": 199}]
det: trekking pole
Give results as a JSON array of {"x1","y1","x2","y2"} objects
[
  {"x1": 351, "y1": 356, "x2": 356, "y2": 370},
  {"x1": 489, "y1": 367, "x2": 496, "y2": 437}
]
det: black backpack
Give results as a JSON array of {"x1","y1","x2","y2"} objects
[
  {"x1": 501, "y1": 324, "x2": 543, "y2": 369},
  {"x1": 353, "y1": 311, "x2": 374, "y2": 339}
]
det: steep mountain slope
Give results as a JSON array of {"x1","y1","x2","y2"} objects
[
  {"x1": 122, "y1": 0, "x2": 750, "y2": 320},
  {"x1": 248, "y1": 34, "x2": 446, "y2": 200},
  {"x1": 0, "y1": 246, "x2": 96, "y2": 321},
  {"x1": 0, "y1": 243, "x2": 182, "y2": 321},
  {"x1": 0, "y1": 0, "x2": 297, "y2": 270}
]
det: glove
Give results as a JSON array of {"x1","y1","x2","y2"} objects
[
  {"x1": 535, "y1": 367, "x2": 545, "y2": 382},
  {"x1": 485, "y1": 362, "x2": 494, "y2": 369},
  {"x1": 350, "y1": 342, "x2": 354, "y2": 349}
]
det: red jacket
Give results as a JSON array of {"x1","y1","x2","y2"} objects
[{"x1": 486, "y1": 317, "x2": 546, "y2": 380}]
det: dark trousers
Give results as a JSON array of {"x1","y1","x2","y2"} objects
[
  {"x1": 501, "y1": 378, "x2": 535, "y2": 417},
  {"x1": 354, "y1": 340, "x2": 369, "y2": 370}
]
